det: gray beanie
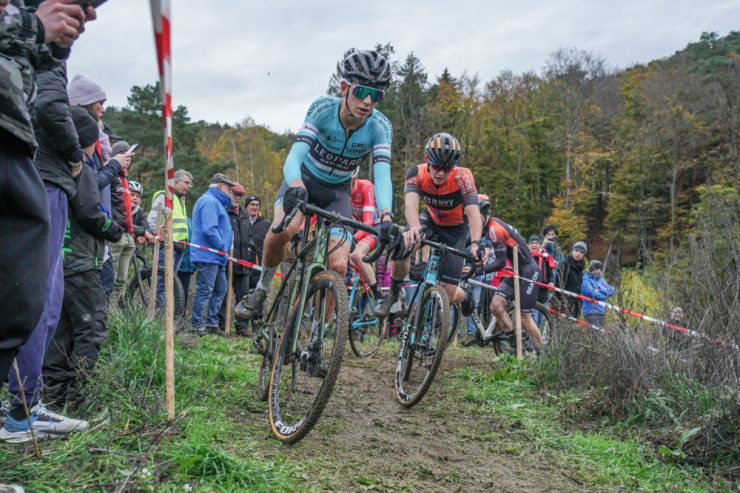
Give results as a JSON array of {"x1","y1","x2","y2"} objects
[
  {"x1": 589, "y1": 260, "x2": 603, "y2": 271},
  {"x1": 572, "y1": 241, "x2": 588, "y2": 254},
  {"x1": 68, "y1": 74, "x2": 107, "y2": 106},
  {"x1": 110, "y1": 141, "x2": 130, "y2": 156}
]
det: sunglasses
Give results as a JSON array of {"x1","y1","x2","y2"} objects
[
  {"x1": 351, "y1": 83, "x2": 385, "y2": 103},
  {"x1": 429, "y1": 162, "x2": 454, "y2": 173}
]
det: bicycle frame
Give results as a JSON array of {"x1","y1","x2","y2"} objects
[{"x1": 347, "y1": 264, "x2": 377, "y2": 333}]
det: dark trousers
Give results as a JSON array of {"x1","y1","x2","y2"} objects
[
  {"x1": 179, "y1": 271, "x2": 194, "y2": 303},
  {"x1": 218, "y1": 272, "x2": 253, "y2": 331},
  {"x1": 8, "y1": 186, "x2": 67, "y2": 408},
  {"x1": 43, "y1": 270, "x2": 108, "y2": 404},
  {"x1": 100, "y1": 255, "x2": 115, "y2": 296},
  {"x1": 0, "y1": 140, "x2": 50, "y2": 382},
  {"x1": 156, "y1": 247, "x2": 183, "y2": 305}
]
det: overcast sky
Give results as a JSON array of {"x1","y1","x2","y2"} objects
[{"x1": 66, "y1": 0, "x2": 738, "y2": 133}]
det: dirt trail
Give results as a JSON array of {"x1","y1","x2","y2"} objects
[{"x1": 267, "y1": 345, "x2": 585, "y2": 492}]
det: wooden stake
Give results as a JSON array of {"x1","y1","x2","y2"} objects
[
  {"x1": 224, "y1": 245, "x2": 234, "y2": 336},
  {"x1": 147, "y1": 208, "x2": 163, "y2": 319},
  {"x1": 163, "y1": 212, "x2": 175, "y2": 421},
  {"x1": 12, "y1": 359, "x2": 41, "y2": 458},
  {"x1": 513, "y1": 246, "x2": 523, "y2": 360}
]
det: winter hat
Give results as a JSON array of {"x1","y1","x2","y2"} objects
[
  {"x1": 245, "y1": 195, "x2": 261, "y2": 206},
  {"x1": 71, "y1": 107, "x2": 100, "y2": 148},
  {"x1": 572, "y1": 241, "x2": 588, "y2": 254},
  {"x1": 589, "y1": 260, "x2": 603, "y2": 271},
  {"x1": 110, "y1": 140, "x2": 130, "y2": 156},
  {"x1": 68, "y1": 74, "x2": 107, "y2": 106},
  {"x1": 528, "y1": 235, "x2": 542, "y2": 244}
]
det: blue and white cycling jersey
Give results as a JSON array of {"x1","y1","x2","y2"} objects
[{"x1": 282, "y1": 96, "x2": 393, "y2": 212}]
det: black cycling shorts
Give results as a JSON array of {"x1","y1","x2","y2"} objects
[
  {"x1": 496, "y1": 262, "x2": 541, "y2": 313},
  {"x1": 276, "y1": 165, "x2": 352, "y2": 239},
  {"x1": 418, "y1": 211, "x2": 467, "y2": 285}
]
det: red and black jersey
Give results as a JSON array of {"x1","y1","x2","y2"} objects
[
  {"x1": 531, "y1": 248, "x2": 557, "y2": 285},
  {"x1": 350, "y1": 178, "x2": 377, "y2": 243},
  {"x1": 404, "y1": 164, "x2": 478, "y2": 227},
  {"x1": 484, "y1": 218, "x2": 536, "y2": 272}
]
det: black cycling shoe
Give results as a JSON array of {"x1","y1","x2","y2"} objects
[
  {"x1": 375, "y1": 286, "x2": 400, "y2": 318},
  {"x1": 235, "y1": 287, "x2": 268, "y2": 321}
]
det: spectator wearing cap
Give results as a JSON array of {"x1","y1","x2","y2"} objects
[
  {"x1": 242, "y1": 195, "x2": 270, "y2": 297},
  {"x1": 581, "y1": 260, "x2": 615, "y2": 328},
  {"x1": 190, "y1": 174, "x2": 234, "y2": 336},
  {"x1": 528, "y1": 235, "x2": 557, "y2": 327},
  {"x1": 555, "y1": 242, "x2": 588, "y2": 317}
]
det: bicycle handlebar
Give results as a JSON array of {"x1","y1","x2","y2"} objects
[{"x1": 272, "y1": 200, "x2": 379, "y2": 238}]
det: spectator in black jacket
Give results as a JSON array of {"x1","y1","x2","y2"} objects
[
  {"x1": 555, "y1": 241, "x2": 587, "y2": 317},
  {"x1": 1, "y1": 2, "x2": 98, "y2": 445},
  {"x1": 129, "y1": 180, "x2": 155, "y2": 245},
  {"x1": 43, "y1": 108, "x2": 124, "y2": 407}
]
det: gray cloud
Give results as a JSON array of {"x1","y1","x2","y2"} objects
[{"x1": 66, "y1": 0, "x2": 739, "y2": 133}]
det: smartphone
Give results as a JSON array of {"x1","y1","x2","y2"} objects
[
  {"x1": 76, "y1": 0, "x2": 108, "y2": 8},
  {"x1": 127, "y1": 144, "x2": 139, "y2": 154}
]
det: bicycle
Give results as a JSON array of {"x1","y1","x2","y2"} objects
[
  {"x1": 264, "y1": 200, "x2": 380, "y2": 443},
  {"x1": 125, "y1": 245, "x2": 186, "y2": 321},
  {"x1": 391, "y1": 234, "x2": 475, "y2": 408},
  {"x1": 346, "y1": 263, "x2": 384, "y2": 358}
]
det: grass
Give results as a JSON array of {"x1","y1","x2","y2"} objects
[{"x1": 448, "y1": 353, "x2": 734, "y2": 492}]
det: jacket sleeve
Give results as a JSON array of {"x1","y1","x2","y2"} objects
[
  {"x1": 95, "y1": 158, "x2": 122, "y2": 191},
  {"x1": 581, "y1": 276, "x2": 606, "y2": 301},
  {"x1": 601, "y1": 279, "x2": 616, "y2": 297},
  {"x1": 33, "y1": 65, "x2": 83, "y2": 164},
  {"x1": 483, "y1": 243, "x2": 508, "y2": 273},
  {"x1": 71, "y1": 166, "x2": 124, "y2": 243},
  {"x1": 200, "y1": 200, "x2": 225, "y2": 250}
]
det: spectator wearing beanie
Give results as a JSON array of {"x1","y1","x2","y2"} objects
[
  {"x1": 68, "y1": 74, "x2": 111, "y2": 159},
  {"x1": 108, "y1": 141, "x2": 139, "y2": 307},
  {"x1": 43, "y1": 109, "x2": 124, "y2": 408},
  {"x1": 581, "y1": 260, "x2": 616, "y2": 329},
  {"x1": 555, "y1": 242, "x2": 587, "y2": 317}
]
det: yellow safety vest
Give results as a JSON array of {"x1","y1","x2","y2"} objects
[{"x1": 153, "y1": 190, "x2": 188, "y2": 241}]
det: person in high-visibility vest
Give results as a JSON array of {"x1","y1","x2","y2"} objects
[{"x1": 147, "y1": 169, "x2": 193, "y2": 304}]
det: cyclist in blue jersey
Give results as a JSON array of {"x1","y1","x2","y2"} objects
[{"x1": 236, "y1": 50, "x2": 395, "y2": 320}]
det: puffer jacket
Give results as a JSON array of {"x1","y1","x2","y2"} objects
[
  {"x1": 63, "y1": 159, "x2": 124, "y2": 275},
  {"x1": 190, "y1": 186, "x2": 233, "y2": 266},
  {"x1": 0, "y1": 2, "x2": 69, "y2": 154},
  {"x1": 581, "y1": 272, "x2": 616, "y2": 316}
]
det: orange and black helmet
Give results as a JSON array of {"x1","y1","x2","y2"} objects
[{"x1": 424, "y1": 132, "x2": 462, "y2": 169}]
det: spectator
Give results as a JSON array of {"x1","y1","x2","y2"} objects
[
  {"x1": 128, "y1": 180, "x2": 155, "y2": 246},
  {"x1": 1, "y1": 0, "x2": 96, "y2": 444},
  {"x1": 581, "y1": 260, "x2": 616, "y2": 328},
  {"x1": 528, "y1": 235, "x2": 556, "y2": 327},
  {"x1": 68, "y1": 73, "x2": 110, "y2": 159},
  {"x1": 149, "y1": 169, "x2": 192, "y2": 305},
  {"x1": 178, "y1": 217, "x2": 195, "y2": 305},
  {"x1": 375, "y1": 255, "x2": 392, "y2": 291},
  {"x1": 242, "y1": 195, "x2": 270, "y2": 315},
  {"x1": 218, "y1": 184, "x2": 251, "y2": 335},
  {"x1": 663, "y1": 306, "x2": 689, "y2": 350},
  {"x1": 190, "y1": 174, "x2": 234, "y2": 336},
  {"x1": 541, "y1": 225, "x2": 565, "y2": 268},
  {"x1": 555, "y1": 242, "x2": 587, "y2": 317},
  {"x1": 108, "y1": 140, "x2": 138, "y2": 307},
  {"x1": 43, "y1": 107, "x2": 124, "y2": 408}
]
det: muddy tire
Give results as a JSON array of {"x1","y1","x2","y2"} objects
[
  {"x1": 348, "y1": 287, "x2": 384, "y2": 358},
  {"x1": 268, "y1": 270, "x2": 349, "y2": 444},
  {"x1": 258, "y1": 271, "x2": 296, "y2": 401},
  {"x1": 395, "y1": 285, "x2": 450, "y2": 408},
  {"x1": 447, "y1": 303, "x2": 461, "y2": 345}
]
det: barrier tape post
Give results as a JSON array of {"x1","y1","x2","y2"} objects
[
  {"x1": 513, "y1": 246, "x2": 523, "y2": 359},
  {"x1": 151, "y1": 0, "x2": 176, "y2": 422},
  {"x1": 147, "y1": 208, "x2": 163, "y2": 319},
  {"x1": 224, "y1": 245, "x2": 234, "y2": 336}
]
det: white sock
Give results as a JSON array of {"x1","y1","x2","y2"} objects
[{"x1": 256, "y1": 265, "x2": 278, "y2": 291}]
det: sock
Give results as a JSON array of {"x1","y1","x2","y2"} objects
[
  {"x1": 9, "y1": 405, "x2": 28, "y2": 421},
  {"x1": 256, "y1": 265, "x2": 278, "y2": 292},
  {"x1": 369, "y1": 283, "x2": 381, "y2": 299}
]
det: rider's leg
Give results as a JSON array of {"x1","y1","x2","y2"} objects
[
  {"x1": 490, "y1": 294, "x2": 513, "y2": 332},
  {"x1": 349, "y1": 239, "x2": 380, "y2": 298},
  {"x1": 521, "y1": 312, "x2": 542, "y2": 349},
  {"x1": 441, "y1": 282, "x2": 465, "y2": 304},
  {"x1": 374, "y1": 237, "x2": 414, "y2": 316}
]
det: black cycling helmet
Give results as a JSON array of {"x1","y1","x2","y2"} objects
[
  {"x1": 129, "y1": 180, "x2": 144, "y2": 195},
  {"x1": 424, "y1": 132, "x2": 462, "y2": 169},
  {"x1": 343, "y1": 50, "x2": 392, "y2": 89}
]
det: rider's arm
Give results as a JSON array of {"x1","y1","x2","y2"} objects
[
  {"x1": 465, "y1": 204, "x2": 482, "y2": 243},
  {"x1": 371, "y1": 112, "x2": 393, "y2": 214},
  {"x1": 404, "y1": 192, "x2": 422, "y2": 230}
]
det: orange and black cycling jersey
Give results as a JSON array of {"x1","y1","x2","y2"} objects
[
  {"x1": 483, "y1": 217, "x2": 535, "y2": 273},
  {"x1": 404, "y1": 164, "x2": 478, "y2": 227}
]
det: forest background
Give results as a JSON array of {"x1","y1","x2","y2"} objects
[{"x1": 105, "y1": 31, "x2": 740, "y2": 275}]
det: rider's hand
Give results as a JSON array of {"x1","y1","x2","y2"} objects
[
  {"x1": 282, "y1": 186, "x2": 307, "y2": 214},
  {"x1": 136, "y1": 235, "x2": 146, "y2": 245},
  {"x1": 470, "y1": 241, "x2": 484, "y2": 263},
  {"x1": 144, "y1": 231, "x2": 155, "y2": 244},
  {"x1": 404, "y1": 226, "x2": 421, "y2": 248},
  {"x1": 379, "y1": 220, "x2": 395, "y2": 245}
]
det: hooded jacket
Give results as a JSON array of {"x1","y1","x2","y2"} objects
[
  {"x1": 228, "y1": 206, "x2": 269, "y2": 275},
  {"x1": 190, "y1": 186, "x2": 233, "y2": 266},
  {"x1": 581, "y1": 272, "x2": 616, "y2": 316},
  {"x1": 63, "y1": 159, "x2": 124, "y2": 275}
]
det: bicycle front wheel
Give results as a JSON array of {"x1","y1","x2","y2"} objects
[
  {"x1": 447, "y1": 303, "x2": 461, "y2": 345},
  {"x1": 349, "y1": 287, "x2": 384, "y2": 358},
  {"x1": 395, "y1": 285, "x2": 450, "y2": 408},
  {"x1": 268, "y1": 270, "x2": 349, "y2": 444},
  {"x1": 258, "y1": 270, "x2": 296, "y2": 401}
]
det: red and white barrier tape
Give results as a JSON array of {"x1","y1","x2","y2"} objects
[{"x1": 176, "y1": 240, "x2": 284, "y2": 277}]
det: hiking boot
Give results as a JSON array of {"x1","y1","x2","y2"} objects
[
  {"x1": 206, "y1": 326, "x2": 227, "y2": 337},
  {"x1": 191, "y1": 326, "x2": 206, "y2": 337},
  {"x1": 0, "y1": 403, "x2": 88, "y2": 443},
  {"x1": 235, "y1": 287, "x2": 268, "y2": 321},
  {"x1": 374, "y1": 286, "x2": 400, "y2": 318}
]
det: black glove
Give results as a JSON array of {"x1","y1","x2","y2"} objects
[
  {"x1": 379, "y1": 220, "x2": 396, "y2": 245},
  {"x1": 282, "y1": 186, "x2": 307, "y2": 214}
]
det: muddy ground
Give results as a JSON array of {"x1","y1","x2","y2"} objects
[{"x1": 247, "y1": 344, "x2": 588, "y2": 492}]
